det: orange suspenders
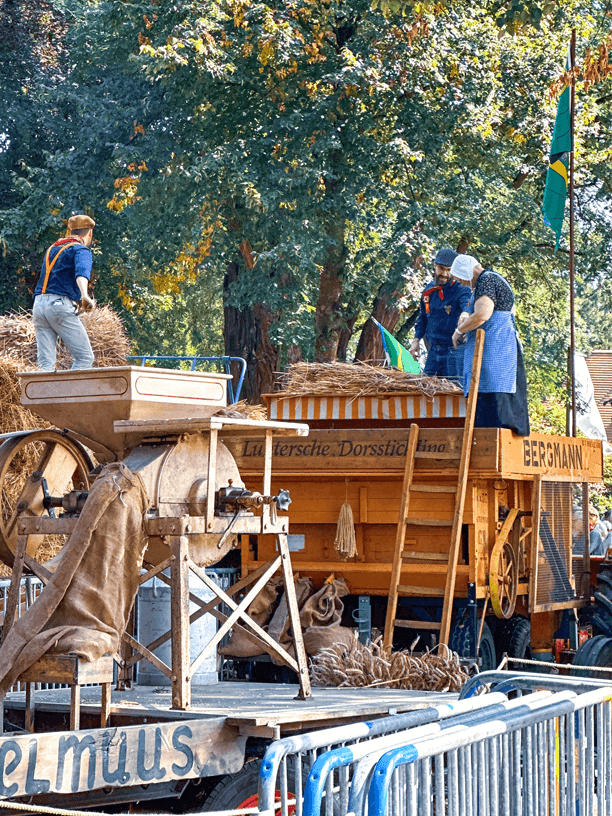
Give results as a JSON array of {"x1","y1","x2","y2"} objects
[{"x1": 40, "y1": 240, "x2": 80, "y2": 294}]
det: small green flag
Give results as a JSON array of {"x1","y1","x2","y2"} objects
[
  {"x1": 542, "y1": 50, "x2": 572, "y2": 249},
  {"x1": 372, "y1": 318, "x2": 420, "y2": 374}
]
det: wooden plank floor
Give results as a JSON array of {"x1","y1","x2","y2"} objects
[{"x1": 4, "y1": 681, "x2": 457, "y2": 729}]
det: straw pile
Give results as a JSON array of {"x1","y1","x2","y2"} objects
[
  {"x1": 0, "y1": 307, "x2": 130, "y2": 369},
  {"x1": 214, "y1": 400, "x2": 268, "y2": 421},
  {"x1": 0, "y1": 307, "x2": 130, "y2": 574},
  {"x1": 310, "y1": 634, "x2": 469, "y2": 693},
  {"x1": 276, "y1": 361, "x2": 462, "y2": 399}
]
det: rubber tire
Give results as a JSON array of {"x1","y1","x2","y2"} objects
[
  {"x1": 494, "y1": 616, "x2": 531, "y2": 664},
  {"x1": 573, "y1": 635, "x2": 612, "y2": 677},
  {"x1": 448, "y1": 617, "x2": 497, "y2": 672},
  {"x1": 594, "y1": 569, "x2": 612, "y2": 638},
  {"x1": 201, "y1": 758, "x2": 338, "y2": 815},
  {"x1": 202, "y1": 760, "x2": 273, "y2": 813}
]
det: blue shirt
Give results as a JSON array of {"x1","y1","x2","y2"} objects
[
  {"x1": 414, "y1": 279, "x2": 471, "y2": 346},
  {"x1": 34, "y1": 240, "x2": 92, "y2": 304}
]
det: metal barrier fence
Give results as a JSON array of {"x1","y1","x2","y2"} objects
[
  {"x1": 257, "y1": 693, "x2": 509, "y2": 816},
  {"x1": 460, "y1": 667, "x2": 612, "y2": 698},
  {"x1": 257, "y1": 673, "x2": 612, "y2": 816},
  {"x1": 366, "y1": 685, "x2": 612, "y2": 816},
  {"x1": 0, "y1": 577, "x2": 61, "y2": 692},
  {"x1": 301, "y1": 689, "x2": 562, "y2": 816},
  {"x1": 0, "y1": 569, "x2": 238, "y2": 690}
]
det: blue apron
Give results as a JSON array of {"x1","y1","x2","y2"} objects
[{"x1": 463, "y1": 295, "x2": 518, "y2": 396}]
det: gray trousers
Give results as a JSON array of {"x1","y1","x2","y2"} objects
[{"x1": 32, "y1": 294, "x2": 94, "y2": 371}]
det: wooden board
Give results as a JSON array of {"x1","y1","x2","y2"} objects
[
  {"x1": 499, "y1": 430, "x2": 603, "y2": 482},
  {"x1": 225, "y1": 428, "x2": 499, "y2": 474},
  {"x1": 114, "y1": 416, "x2": 309, "y2": 437},
  {"x1": 227, "y1": 427, "x2": 602, "y2": 483},
  {"x1": 0, "y1": 716, "x2": 244, "y2": 798},
  {"x1": 4, "y1": 682, "x2": 456, "y2": 731}
]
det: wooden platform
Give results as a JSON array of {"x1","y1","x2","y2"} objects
[
  {"x1": 4, "y1": 680, "x2": 456, "y2": 735},
  {"x1": 0, "y1": 681, "x2": 457, "y2": 800}
]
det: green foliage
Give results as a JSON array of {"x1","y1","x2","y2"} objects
[{"x1": 2, "y1": 0, "x2": 612, "y2": 408}]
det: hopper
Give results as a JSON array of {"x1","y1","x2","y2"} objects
[{"x1": 18, "y1": 366, "x2": 230, "y2": 459}]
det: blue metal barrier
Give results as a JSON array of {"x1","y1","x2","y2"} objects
[
  {"x1": 259, "y1": 696, "x2": 502, "y2": 816},
  {"x1": 366, "y1": 685, "x2": 612, "y2": 816},
  {"x1": 127, "y1": 355, "x2": 247, "y2": 403},
  {"x1": 460, "y1": 668, "x2": 612, "y2": 699},
  {"x1": 298, "y1": 692, "x2": 517, "y2": 816}
]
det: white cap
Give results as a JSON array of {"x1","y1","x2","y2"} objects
[{"x1": 450, "y1": 254, "x2": 480, "y2": 281}]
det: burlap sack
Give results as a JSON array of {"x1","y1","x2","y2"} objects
[
  {"x1": 299, "y1": 577, "x2": 350, "y2": 629},
  {"x1": 268, "y1": 576, "x2": 313, "y2": 665},
  {"x1": 218, "y1": 577, "x2": 283, "y2": 658},
  {"x1": 303, "y1": 624, "x2": 355, "y2": 655},
  {"x1": 0, "y1": 463, "x2": 149, "y2": 697}
]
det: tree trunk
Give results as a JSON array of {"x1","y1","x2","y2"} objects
[
  {"x1": 314, "y1": 219, "x2": 346, "y2": 362},
  {"x1": 223, "y1": 261, "x2": 278, "y2": 403},
  {"x1": 354, "y1": 280, "x2": 406, "y2": 363}
]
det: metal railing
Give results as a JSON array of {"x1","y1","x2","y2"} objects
[
  {"x1": 258, "y1": 693, "x2": 509, "y2": 816},
  {"x1": 300, "y1": 690, "x2": 561, "y2": 816},
  {"x1": 460, "y1": 667, "x2": 612, "y2": 698},
  {"x1": 1, "y1": 569, "x2": 238, "y2": 691},
  {"x1": 127, "y1": 355, "x2": 247, "y2": 403},
  {"x1": 256, "y1": 673, "x2": 612, "y2": 816},
  {"x1": 366, "y1": 685, "x2": 612, "y2": 816},
  {"x1": 0, "y1": 577, "x2": 64, "y2": 693}
]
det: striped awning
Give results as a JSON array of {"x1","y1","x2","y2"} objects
[{"x1": 264, "y1": 393, "x2": 466, "y2": 422}]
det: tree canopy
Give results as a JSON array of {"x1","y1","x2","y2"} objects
[{"x1": 2, "y1": 0, "x2": 612, "y2": 404}]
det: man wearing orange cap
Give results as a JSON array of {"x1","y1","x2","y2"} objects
[{"x1": 32, "y1": 214, "x2": 96, "y2": 371}]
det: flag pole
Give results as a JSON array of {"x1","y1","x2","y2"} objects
[{"x1": 569, "y1": 28, "x2": 577, "y2": 437}]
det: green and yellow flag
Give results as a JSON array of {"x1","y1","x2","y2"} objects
[
  {"x1": 372, "y1": 318, "x2": 420, "y2": 374},
  {"x1": 542, "y1": 51, "x2": 572, "y2": 249}
]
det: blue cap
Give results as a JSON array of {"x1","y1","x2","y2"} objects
[{"x1": 434, "y1": 248, "x2": 458, "y2": 267}]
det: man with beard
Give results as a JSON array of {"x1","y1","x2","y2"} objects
[{"x1": 409, "y1": 248, "x2": 470, "y2": 380}]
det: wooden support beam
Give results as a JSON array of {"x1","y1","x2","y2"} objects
[
  {"x1": 410, "y1": 485, "x2": 457, "y2": 494},
  {"x1": 170, "y1": 535, "x2": 191, "y2": 710},
  {"x1": 278, "y1": 533, "x2": 311, "y2": 699}
]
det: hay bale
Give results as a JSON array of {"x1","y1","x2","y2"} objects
[
  {"x1": 0, "y1": 306, "x2": 130, "y2": 369},
  {"x1": 310, "y1": 634, "x2": 469, "y2": 693},
  {"x1": 276, "y1": 361, "x2": 462, "y2": 399}
]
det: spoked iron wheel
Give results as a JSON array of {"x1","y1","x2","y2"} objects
[
  {"x1": 0, "y1": 430, "x2": 93, "y2": 568},
  {"x1": 490, "y1": 539, "x2": 518, "y2": 619}
]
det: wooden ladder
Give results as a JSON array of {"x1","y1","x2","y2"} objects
[{"x1": 383, "y1": 329, "x2": 485, "y2": 650}]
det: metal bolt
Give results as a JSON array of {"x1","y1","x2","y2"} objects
[{"x1": 186, "y1": 525, "x2": 191, "y2": 533}]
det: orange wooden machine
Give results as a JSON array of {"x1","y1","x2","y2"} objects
[{"x1": 227, "y1": 340, "x2": 604, "y2": 667}]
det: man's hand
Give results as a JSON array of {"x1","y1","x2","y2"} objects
[
  {"x1": 80, "y1": 294, "x2": 95, "y2": 312},
  {"x1": 409, "y1": 339, "x2": 420, "y2": 359},
  {"x1": 452, "y1": 329, "x2": 464, "y2": 349}
]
